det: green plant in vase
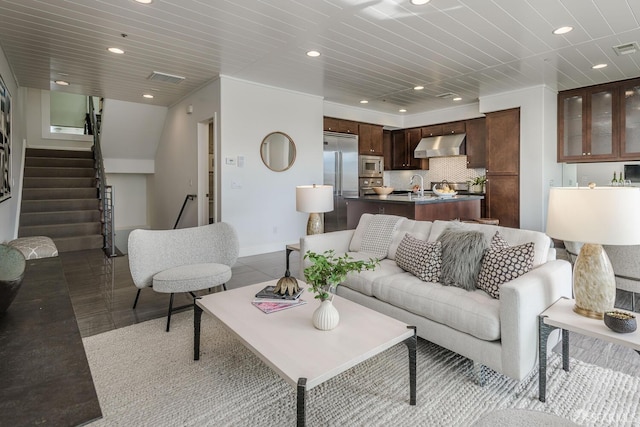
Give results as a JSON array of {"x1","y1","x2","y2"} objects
[
  {"x1": 303, "y1": 250, "x2": 379, "y2": 301},
  {"x1": 468, "y1": 175, "x2": 487, "y2": 193}
]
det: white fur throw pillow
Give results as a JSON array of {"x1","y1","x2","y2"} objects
[
  {"x1": 477, "y1": 242, "x2": 535, "y2": 298},
  {"x1": 395, "y1": 234, "x2": 442, "y2": 282},
  {"x1": 437, "y1": 228, "x2": 489, "y2": 291}
]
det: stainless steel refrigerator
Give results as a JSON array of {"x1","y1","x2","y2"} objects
[{"x1": 323, "y1": 131, "x2": 358, "y2": 232}]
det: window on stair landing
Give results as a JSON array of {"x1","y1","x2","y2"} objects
[{"x1": 49, "y1": 92, "x2": 101, "y2": 136}]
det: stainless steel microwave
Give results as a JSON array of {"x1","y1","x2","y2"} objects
[{"x1": 359, "y1": 155, "x2": 384, "y2": 178}]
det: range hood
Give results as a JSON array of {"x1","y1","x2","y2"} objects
[{"x1": 414, "y1": 133, "x2": 466, "y2": 158}]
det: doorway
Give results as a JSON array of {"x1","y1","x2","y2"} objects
[{"x1": 197, "y1": 116, "x2": 218, "y2": 225}]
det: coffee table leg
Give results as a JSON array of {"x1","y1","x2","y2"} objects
[
  {"x1": 297, "y1": 378, "x2": 307, "y2": 427},
  {"x1": 194, "y1": 298, "x2": 202, "y2": 361},
  {"x1": 404, "y1": 326, "x2": 417, "y2": 405}
]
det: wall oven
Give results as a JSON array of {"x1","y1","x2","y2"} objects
[{"x1": 359, "y1": 155, "x2": 384, "y2": 178}]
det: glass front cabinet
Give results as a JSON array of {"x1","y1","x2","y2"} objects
[{"x1": 558, "y1": 78, "x2": 640, "y2": 163}]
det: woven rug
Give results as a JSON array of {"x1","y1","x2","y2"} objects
[{"x1": 83, "y1": 311, "x2": 640, "y2": 426}]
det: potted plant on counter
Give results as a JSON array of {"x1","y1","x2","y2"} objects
[
  {"x1": 468, "y1": 175, "x2": 487, "y2": 193},
  {"x1": 303, "y1": 250, "x2": 378, "y2": 330}
]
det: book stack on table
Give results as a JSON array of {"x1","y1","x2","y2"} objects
[{"x1": 252, "y1": 285, "x2": 306, "y2": 314}]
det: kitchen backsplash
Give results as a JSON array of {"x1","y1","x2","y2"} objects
[{"x1": 385, "y1": 156, "x2": 485, "y2": 190}]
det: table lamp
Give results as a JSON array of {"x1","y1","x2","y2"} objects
[
  {"x1": 296, "y1": 184, "x2": 334, "y2": 235},
  {"x1": 546, "y1": 185, "x2": 640, "y2": 318}
]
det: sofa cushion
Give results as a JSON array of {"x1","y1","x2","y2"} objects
[
  {"x1": 340, "y1": 256, "x2": 403, "y2": 296},
  {"x1": 428, "y1": 220, "x2": 550, "y2": 267},
  {"x1": 388, "y1": 220, "x2": 433, "y2": 260},
  {"x1": 349, "y1": 214, "x2": 405, "y2": 258},
  {"x1": 395, "y1": 234, "x2": 442, "y2": 282},
  {"x1": 372, "y1": 272, "x2": 501, "y2": 341},
  {"x1": 476, "y1": 242, "x2": 535, "y2": 299},
  {"x1": 437, "y1": 228, "x2": 489, "y2": 291}
]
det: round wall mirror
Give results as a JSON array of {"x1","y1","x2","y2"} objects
[{"x1": 260, "y1": 131, "x2": 296, "y2": 172}]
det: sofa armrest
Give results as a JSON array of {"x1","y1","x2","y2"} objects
[
  {"x1": 498, "y1": 259, "x2": 572, "y2": 379},
  {"x1": 299, "y1": 230, "x2": 355, "y2": 272}
]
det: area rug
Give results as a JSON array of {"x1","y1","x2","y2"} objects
[{"x1": 83, "y1": 311, "x2": 640, "y2": 426}]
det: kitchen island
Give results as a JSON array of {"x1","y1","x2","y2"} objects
[{"x1": 346, "y1": 194, "x2": 484, "y2": 229}]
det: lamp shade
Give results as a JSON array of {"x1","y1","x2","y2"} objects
[
  {"x1": 546, "y1": 186, "x2": 640, "y2": 245},
  {"x1": 296, "y1": 185, "x2": 334, "y2": 213}
]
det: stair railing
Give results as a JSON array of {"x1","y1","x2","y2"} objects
[
  {"x1": 88, "y1": 97, "x2": 116, "y2": 257},
  {"x1": 174, "y1": 194, "x2": 197, "y2": 229}
]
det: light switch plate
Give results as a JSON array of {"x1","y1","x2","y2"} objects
[{"x1": 225, "y1": 157, "x2": 236, "y2": 166}]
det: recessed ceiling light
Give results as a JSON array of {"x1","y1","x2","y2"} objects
[
  {"x1": 452, "y1": 96, "x2": 462, "y2": 101},
  {"x1": 413, "y1": 85, "x2": 424, "y2": 90},
  {"x1": 399, "y1": 109, "x2": 407, "y2": 113},
  {"x1": 592, "y1": 63, "x2": 608, "y2": 69},
  {"x1": 108, "y1": 47, "x2": 125, "y2": 54},
  {"x1": 54, "y1": 80, "x2": 69, "y2": 86},
  {"x1": 306, "y1": 50, "x2": 321, "y2": 57},
  {"x1": 142, "y1": 94, "x2": 154, "y2": 99},
  {"x1": 360, "y1": 100, "x2": 369, "y2": 104},
  {"x1": 410, "y1": 0, "x2": 430, "y2": 5},
  {"x1": 134, "y1": 0, "x2": 153, "y2": 4},
  {"x1": 553, "y1": 26, "x2": 573, "y2": 35}
]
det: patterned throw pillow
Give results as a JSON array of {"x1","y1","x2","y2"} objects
[
  {"x1": 490, "y1": 231, "x2": 510, "y2": 251},
  {"x1": 395, "y1": 234, "x2": 442, "y2": 282},
  {"x1": 437, "y1": 228, "x2": 489, "y2": 291},
  {"x1": 476, "y1": 242, "x2": 535, "y2": 299},
  {"x1": 359, "y1": 215, "x2": 403, "y2": 259}
]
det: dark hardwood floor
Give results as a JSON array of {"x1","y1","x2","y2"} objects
[{"x1": 59, "y1": 248, "x2": 640, "y2": 378}]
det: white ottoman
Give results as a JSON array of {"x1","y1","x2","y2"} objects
[{"x1": 8, "y1": 236, "x2": 59, "y2": 260}]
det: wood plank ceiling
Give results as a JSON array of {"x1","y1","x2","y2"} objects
[{"x1": 0, "y1": 0, "x2": 638, "y2": 114}]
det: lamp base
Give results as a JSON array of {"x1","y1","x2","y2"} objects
[
  {"x1": 572, "y1": 243, "x2": 616, "y2": 319},
  {"x1": 307, "y1": 212, "x2": 324, "y2": 235}
]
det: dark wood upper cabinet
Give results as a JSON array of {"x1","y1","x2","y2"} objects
[
  {"x1": 442, "y1": 121, "x2": 466, "y2": 135},
  {"x1": 464, "y1": 117, "x2": 486, "y2": 168},
  {"x1": 421, "y1": 124, "x2": 443, "y2": 137},
  {"x1": 324, "y1": 117, "x2": 358, "y2": 134},
  {"x1": 620, "y1": 77, "x2": 640, "y2": 159},
  {"x1": 383, "y1": 129, "x2": 392, "y2": 170},
  {"x1": 390, "y1": 128, "x2": 428, "y2": 170},
  {"x1": 358, "y1": 123, "x2": 384, "y2": 155}
]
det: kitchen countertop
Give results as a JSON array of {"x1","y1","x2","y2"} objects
[{"x1": 350, "y1": 193, "x2": 484, "y2": 204}]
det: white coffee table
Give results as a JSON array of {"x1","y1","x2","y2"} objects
[
  {"x1": 538, "y1": 297, "x2": 640, "y2": 402},
  {"x1": 194, "y1": 280, "x2": 416, "y2": 426}
]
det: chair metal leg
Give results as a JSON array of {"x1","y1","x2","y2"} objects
[
  {"x1": 166, "y1": 293, "x2": 175, "y2": 332},
  {"x1": 132, "y1": 288, "x2": 142, "y2": 309},
  {"x1": 222, "y1": 283, "x2": 227, "y2": 291}
]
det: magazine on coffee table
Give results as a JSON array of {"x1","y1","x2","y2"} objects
[
  {"x1": 254, "y1": 285, "x2": 303, "y2": 301},
  {"x1": 252, "y1": 299, "x2": 307, "y2": 314}
]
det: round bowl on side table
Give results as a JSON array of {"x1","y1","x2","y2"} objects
[
  {"x1": 372, "y1": 186, "x2": 394, "y2": 197},
  {"x1": 0, "y1": 244, "x2": 27, "y2": 313},
  {"x1": 603, "y1": 310, "x2": 637, "y2": 333}
]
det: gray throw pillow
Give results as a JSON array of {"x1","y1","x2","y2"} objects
[{"x1": 437, "y1": 228, "x2": 489, "y2": 291}]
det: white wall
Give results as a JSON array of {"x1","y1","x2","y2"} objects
[
  {"x1": 479, "y1": 85, "x2": 561, "y2": 232},
  {"x1": 0, "y1": 44, "x2": 23, "y2": 243}
]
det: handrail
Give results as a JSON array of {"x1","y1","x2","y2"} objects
[
  {"x1": 88, "y1": 97, "x2": 115, "y2": 257},
  {"x1": 174, "y1": 194, "x2": 197, "y2": 229}
]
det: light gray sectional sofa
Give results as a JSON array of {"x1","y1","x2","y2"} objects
[{"x1": 300, "y1": 214, "x2": 572, "y2": 381}]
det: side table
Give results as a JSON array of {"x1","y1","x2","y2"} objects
[
  {"x1": 285, "y1": 242, "x2": 300, "y2": 276},
  {"x1": 538, "y1": 297, "x2": 640, "y2": 402}
]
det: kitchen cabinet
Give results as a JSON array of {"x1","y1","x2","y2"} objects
[
  {"x1": 620, "y1": 78, "x2": 640, "y2": 159},
  {"x1": 324, "y1": 117, "x2": 358, "y2": 134},
  {"x1": 358, "y1": 123, "x2": 384, "y2": 155},
  {"x1": 421, "y1": 124, "x2": 443, "y2": 137},
  {"x1": 442, "y1": 121, "x2": 466, "y2": 135},
  {"x1": 486, "y1": 108, "x2": 520, "y2": 228},
  {"x1": 383, "y1": 130, "x2": 392, "y2": 170},
  {"x1": 464, "y1": 117, "x2": 486, "y2": 168},
  {"x1": 390, "y1": 128, "x2": 428, "y2": 170}
]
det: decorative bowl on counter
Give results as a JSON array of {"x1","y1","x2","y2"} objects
[
  {"x1": 604, "y1": 310, "x2": 637, "y2": 333},
  {"x1": 372, "y1": 186, "x2": 394, "y2": 196},
  {"x1": 432, "y1": 181, "x2": 457, "y2": 198}
]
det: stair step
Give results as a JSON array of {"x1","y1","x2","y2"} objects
[
  {"x1": 21, "y1": 199, "x2": 100, "y2": 213},
  {"x1": 24, "y1": 177, "x2": 96, "y2": 189},
  {"x1": 25, "y1": 157, "x2": 94, "y2": 168},
  {"x1": 22, "y1": 188, "x2": 97, "y2": 200},
  {"x1": 20, "y1": 210, "x2": 101, "y2": 226},
  {"x1": 18, "y1": 222, "x2": 102, "y2": 239},
  {"x1": 53, "y1": 235, "x2": 104, "y2": 253},
  {"x1": 26, "y1": 148, "x2": 93, "y2": 159},
  {"x1": 24, "y1": 167, "x2": 95, "y2": 178}
]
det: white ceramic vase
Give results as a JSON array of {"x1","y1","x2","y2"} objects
[{"x1": 312, "y1": 298, "x2": 339, "y2": 331}]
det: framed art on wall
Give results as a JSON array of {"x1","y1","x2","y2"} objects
[{"x1": 0, "y1": 74, "x2": 11, "y2": 204}]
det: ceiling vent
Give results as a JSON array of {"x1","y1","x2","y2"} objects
[
  {"x1": 436, "y1": 92, "x2": 456, "y2": 99},
  {"x1": 612, "y1": 42, "x2": 639, "y2": 56},
  {"x1": 147, "y1": 71, "x2": 186, "y2": 84}
]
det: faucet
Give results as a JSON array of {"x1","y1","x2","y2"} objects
[{"x1": 410, "y1": 174, "x2": 424, "y2": 198}]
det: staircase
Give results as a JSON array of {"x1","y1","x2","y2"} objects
[{"x1": 19, "y1": 148, "x2": 104, "y2": 253}]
